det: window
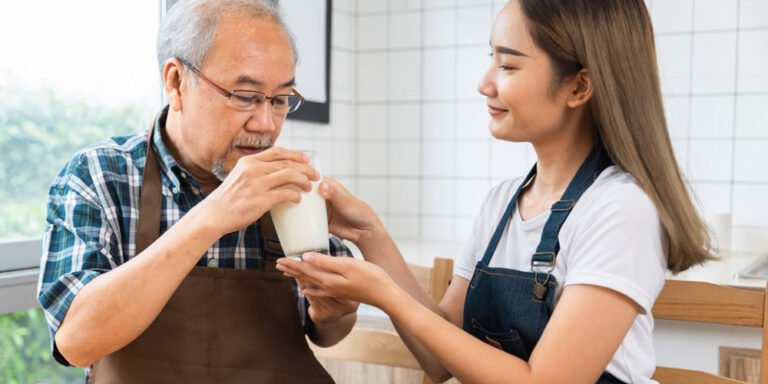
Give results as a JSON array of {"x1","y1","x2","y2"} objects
[
  {"x1": 0, "y1": 0, "x2": 161, "y2": 242},
  {"x1": 0, "y1": 1, "x2": 161, "y2": 381}
]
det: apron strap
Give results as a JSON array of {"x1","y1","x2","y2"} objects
[
  {"x1": 479, "y1": 143, "x2": 613, "y2": 268},
  {"x1": 135, "y1": 109, "x2": 285, "y2": 260},
  {"x1": 480, "y1": 165, "x2": 537, "y2": 265},
  {"x1": 136, "y1": 122, "x2": 163, "y2": 255},
  {"x1": 531, "y1": 144, "x2": 613, "y2": 270},
  {"x1": 260, "y1": 211, "x2": 285, "y2": 257}
]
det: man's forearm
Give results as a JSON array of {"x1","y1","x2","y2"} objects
[
  {"x1": 55, "y1": 204, "x2": 222, "y2": 367},
  {"x1": 307, "y1": 312, "x2": 357, "y2": 348}
]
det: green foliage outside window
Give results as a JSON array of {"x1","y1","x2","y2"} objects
[
  {"x1": 0, "y1": 84, "x2": 155, "y2": 381},
  {"x1": 0, "y1": 308, "x2": 83, "y2": 383},
  {"x1": 0, "y1": 84, "x2": 153, "y2": 238}
]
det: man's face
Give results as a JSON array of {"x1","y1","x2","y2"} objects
[{"x1": 178, "y1": 12, "x2": 296, "y2": 180}]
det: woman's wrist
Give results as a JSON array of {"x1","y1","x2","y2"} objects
[{"x1": 356, "y1": 219, "x2": 391, "y2": 255}]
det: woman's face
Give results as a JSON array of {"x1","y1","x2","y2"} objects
[{"x1": 478, "y1": 1, "x2": 574, "y2": 144}]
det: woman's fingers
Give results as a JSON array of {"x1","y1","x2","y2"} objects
[
  {"x1": 302, "y1": 287, "x2": 334, "y2": 298},
  {"x1": 276, "y1": 255, "x2": 345, "y2": 287},
  {"x1": 302, "y1": 252, "x2": 351, "y2": 274}
]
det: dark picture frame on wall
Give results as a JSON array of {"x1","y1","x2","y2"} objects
[
  {"x1": 281, "y1": 0, "x2": 332, "y2": 124},
  {"x1": 163, "y1": 0, "x2": 332, "y2": 124}
]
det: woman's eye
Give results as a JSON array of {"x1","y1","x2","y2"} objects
[{"x1": 500, "y1": 65, "x2": 516, "y2": 71}]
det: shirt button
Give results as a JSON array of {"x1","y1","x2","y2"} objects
[
  {"x1": 171, "y1": 187, "x2": 179, "y2": 194},
  {"x1": 180, "y1": 173, "x2": 187, "y2": 179},
  {"x1": 207, "y1": 258, "x2": 218, "y2": 268}
]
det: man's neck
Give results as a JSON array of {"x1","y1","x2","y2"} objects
[{"x1": 163, "y1": 111, "x2": 222, "y2": 195}]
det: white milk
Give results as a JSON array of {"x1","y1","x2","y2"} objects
[{"x1": 269, "y1": 151, "x2": 329, "y2": 259}]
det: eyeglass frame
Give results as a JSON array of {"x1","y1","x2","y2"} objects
[{"x1": 178, "y1": 58, "x2": 304, "y2": 114}]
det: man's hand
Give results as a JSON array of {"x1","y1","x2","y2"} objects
[
  {"x1": 298, "y1": 278, "x2": 358, "y2": 347},
  {"x1": 201, "y1": 147, "x2": 319, "y2": 236},
  {"x1": 300, "y1": 279, "x2": 359, "y2": 325}
]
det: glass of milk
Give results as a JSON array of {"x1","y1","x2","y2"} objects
[{"x1": 269, "y1": 150, "x2": 329, "y2": 260}]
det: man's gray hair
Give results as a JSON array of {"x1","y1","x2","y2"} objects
[{"x1": 156, "y1": 0, "x2": 298, "y2": 74}]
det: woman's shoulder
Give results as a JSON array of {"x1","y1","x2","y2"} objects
[{"x1": 574, "y1": 166, "x2": 658, "y2": 224}]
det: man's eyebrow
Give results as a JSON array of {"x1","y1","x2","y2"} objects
[
  {"x1": 234, "y1": 75, "x2": 296, "y2": 89},
  {"x1": 492, "y1": 44, "x2": 529, "y2": 57}
]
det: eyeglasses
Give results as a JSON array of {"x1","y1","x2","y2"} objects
[{"x1": 179, "y1": 59, "x2": 304, "y2": 114}]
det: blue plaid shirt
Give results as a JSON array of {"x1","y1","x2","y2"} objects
[{"x1": 37, "y1": 108, "x2": 352, "y2": 365}]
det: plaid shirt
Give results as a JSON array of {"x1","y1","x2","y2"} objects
[{"x1": 37, "y1": 108, "x2": 352, "y2": 364}]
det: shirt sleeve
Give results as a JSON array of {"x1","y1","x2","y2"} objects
[
  {"x1": 37, "y1": 153, "x2": 120, "y2": 365},
  {"x1": 560, "y1": 184, "x2": 667, "y2": 313}
]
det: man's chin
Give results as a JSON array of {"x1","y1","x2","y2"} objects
[{"x1": 211, "y1": 161, "x2": 230, "y2": 182}]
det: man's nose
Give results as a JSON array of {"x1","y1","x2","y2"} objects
[{"x1": 244, "y1": 101, "x2": 276, "y2": 132}]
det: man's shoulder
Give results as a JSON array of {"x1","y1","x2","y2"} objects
[
  {"x1": 54, "y1": 133, "x2": 148, "y2": 188},
  {"x1": 78, "y1": 133, "x2": 148, "y2": 161}
]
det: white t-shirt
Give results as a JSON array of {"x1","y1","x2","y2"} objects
[{"x1": 456, "y1": 166, "x2": 667, "y2": 384}]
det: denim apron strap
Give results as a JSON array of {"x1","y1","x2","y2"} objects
[
  {"x1": 464, "y1": 143, "x2": 623, "y2": 384},
  {"x1": 529, "y1": 145, "x2": 613, "y2": 299},
  {"x1": 480, "y1": 144, "x2": 612, "y2": 276},
  {"x1": 480, "y1": 164, "x2": 538, "y2": 265}
]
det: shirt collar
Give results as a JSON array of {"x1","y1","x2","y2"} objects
[{"x1": 150, "y1": 106, "x2": 198, "y2": 192}]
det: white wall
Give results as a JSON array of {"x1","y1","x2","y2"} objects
[
  {"x1": 276, "y1": 0, "x2": 768, "y2": 375},
  {"x1": 281, "y1": 0, "x2": 768, "y2": 256}
]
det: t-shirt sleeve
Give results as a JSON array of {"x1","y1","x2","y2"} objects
[{"x1": 560, "y1": 184, "x2": 667, "y2": 313}]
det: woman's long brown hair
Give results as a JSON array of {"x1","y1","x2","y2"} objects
[{"x1": 518, "y1": 0, "x2": 715, "y2": 273}]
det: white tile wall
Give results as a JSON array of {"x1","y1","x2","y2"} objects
[
  {"x1": 738, "y1": 30, "x2": 768, "y2": 93},
  {"x1": 689, "y1": 96, "x2": 734, "y2": 139},
  {"x1": 282, "y1": 0, "x2": 768, "y2": 254},
  {"x1": 389, "y1": 12, "x2": 422, "y2": 49},
  {"x1": 691, "y1": 32, "x2": 737, "y2": 94},
  {"x1": 693, "y1": 0, "x2": 738, "y2": 31},
  {"x1": 741, "y1": 0, "x2": 768, "y2": 28},
  {"x1": 652, "y1": 0, "x2": 694, "y2": 33},
  {"x1": 656, "y1": 35, "x2": 692, "y2": 95},
  {"x1": 736, "y1": 96, "x2": 768, "y2": 138}
]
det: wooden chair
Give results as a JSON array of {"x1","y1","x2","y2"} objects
[
  {"x1": 652, "y1": 280, "x2": 768, "y2": 384},
  {"x1": 310, "y1": 257, "x2": 454, "y2": 384}
]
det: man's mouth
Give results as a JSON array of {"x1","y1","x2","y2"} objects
[{"x1": 235, "y1": 145, "x2": 269, "y2": 156}]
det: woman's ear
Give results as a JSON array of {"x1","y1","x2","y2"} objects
[
  {"x1": 566, "y1": 68, "x2": 593, "y2": 109},
  {"x1": 162, "y1": 58, "x2": 185, "y2": 111}
]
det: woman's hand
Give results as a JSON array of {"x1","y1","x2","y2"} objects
[
  {"x1": 319, "y1": 178, "x2": 383, "y2": 244},
  {"x1": 277, "y1": 252, "x2": 399, "y2": 310}
]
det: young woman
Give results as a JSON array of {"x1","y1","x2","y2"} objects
[{"x1": 278, "y1": 0, "x2": 714, "y2": 382}]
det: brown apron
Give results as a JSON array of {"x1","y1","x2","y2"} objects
[{"x1": 87, "y1": 122, "x2": 334, "y2": 383}]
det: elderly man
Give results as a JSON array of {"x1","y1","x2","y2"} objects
[{"x1": 37, "y1": 0, "x2": 356, "y2": 382}]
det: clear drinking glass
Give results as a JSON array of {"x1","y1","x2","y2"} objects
[{"x1": 269, "y1": 150, "x2": 329, "y2": 260}]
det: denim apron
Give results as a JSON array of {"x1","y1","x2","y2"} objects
[{"x1": 463, "y1": 144, "x2": 626, "y2": 384}]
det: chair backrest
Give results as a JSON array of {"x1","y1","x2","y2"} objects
[
  {"x1": 651, "y1": 280, "x2": 768, "y2": 384},
  {"x1": 310, "y1": 257, "x2": 454, "y2": 384}
]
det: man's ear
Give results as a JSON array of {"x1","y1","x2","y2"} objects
[
  {"x1": 566, "y1": 68, "x2": 593, "y2": 109},
  {"x1": 163, "y1": 58, "x2": 186, "y2": 111}
]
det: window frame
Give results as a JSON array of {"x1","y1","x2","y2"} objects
[{"x1": 0, "y1": 0, "x2": 165, "y2": 316}]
